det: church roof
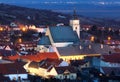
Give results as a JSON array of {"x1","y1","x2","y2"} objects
[
  {"x1": 49, "y1": 26, "x2": 79, "y2": 43},
  {"x1": 57, "y1": 43, "x2": 115, "y2": 56},
  {"x1": 38, "y1": 36, "x2": 51, "y2": 45}
]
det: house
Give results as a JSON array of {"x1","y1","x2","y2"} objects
[
  {"x1": 35, "y1": 36, "x2": 54, "y2": 52},
  {"x1": 16, "y1": 41, "x2": 37, "y2": 51},
  {"x1": 100, "y1": 53, "x2": 120, "y2": 67},
  {"x1": 0, "y1": 62, "x2": 28, "y2": 81},
  {"x1": 24, "y1": 58, "x2": 69, "y2": 78},
  {"x1": 84, "y1": 56, "x2": 101, "y2": 69},
  {"x1": 0, "y1": 59, "x2": 13, "y2": 64},
  {"x1": 0, "y1": 74, "x2": 10, "y2": 82},
  {"x1": 101, "y1": 67, "x2": 120, "y2": 76},
  {"x1": 0, "y1": 45, "x2": 17, "y2": 57},
  {"x1": 100, "y1": 67, "x2": 120, "y2": 82},
  {"x1": 54, "y1": 66, "x2": 77, "y2": 80},
  {"x1": 70, "y1": 60, "x2": 89, "y2": 68}
]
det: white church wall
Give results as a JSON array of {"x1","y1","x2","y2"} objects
[{"x1": 52, "y1": 42, "x2": 73, "y2": 47}]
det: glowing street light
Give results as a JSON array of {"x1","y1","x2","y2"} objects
[
  {"x1": 107, "y1": 36, "x2": 111, "y2": 41},
  {"x1": 107, "y1": 36, "x2": 111, "y2": 44},
  {"x1": 19, "y1": 24, "x2": 27, "y2": 32},
  {"x1": 90, "y1": 36, "x2": 95, "y2": 42},
  {"x1": 18, "y1": 38, "x2": 22, "y2": 43},
  {"x1": 21, "y1": 27, "x2": 27, "y2": 32},
  {"x1": 0, "y1": 27, "x2": 3, "y2": 31}
]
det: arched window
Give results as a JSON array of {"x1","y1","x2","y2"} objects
[{"x1": 75, "y1": 27, "x2": 77, "y2": 30}]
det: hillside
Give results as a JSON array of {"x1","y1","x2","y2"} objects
[
  {"x1": 0, "y1": 3, "x2": 120, "y2": 28},
  {"x1": 0, "y1": 3, "x2": 70, "y2": 25}
]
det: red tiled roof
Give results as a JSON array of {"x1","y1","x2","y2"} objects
[
  {"x1": 0, "y1": 62, "x2": 26, "y2": 75},
  {"x1": 21, "y1": 52, "x2": 59, "y2": 62},
  {"x1": 3, "y1": 52, "x2": 59, "y2": 62},
  {"x1": 4, "y1": 54, "x2": 20, "y2": 61},
  {"x1": 102, "y1": 53, "x2": 120, "y2": 63}
]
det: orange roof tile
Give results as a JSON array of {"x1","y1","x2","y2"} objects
[
  {"x1": 21, "y1": 52, "x2": 59, "y2": 62},
  {"x1": 4, "y1": 54, "x2": 20, "y2": 61},
  {"x1": 3, "y1": 52, "x2": 59, "y2": 62}
]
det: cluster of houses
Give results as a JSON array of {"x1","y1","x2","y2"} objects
[{"x1": 0, "y1": 11, "x2": 120, "y2": 82}]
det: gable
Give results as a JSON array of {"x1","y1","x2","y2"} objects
[
  {"x1": 4, "y1": 46, "x2": 12, "y2": 50},
  {"x1": 59, "y1": 61, "x2": 69, "y2": 67},
  {"x1": 64, "y1": 70, "x2": 70, "y2": 74}
]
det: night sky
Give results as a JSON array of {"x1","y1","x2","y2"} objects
[{"x1": 0, "y1": 0, "x2": 120, "y2": 18}]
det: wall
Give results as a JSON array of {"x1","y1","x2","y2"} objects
[
  {"x1": 5, "y1": 74, "x2": 28, "y2": 81},
  {"x1": 52, "y1": 42, "x2": 73, "y2": 47},
  {"x1": 55, "y1": 73, "x2": 77, "y2": 80}
]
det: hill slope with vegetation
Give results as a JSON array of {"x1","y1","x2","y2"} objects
[{"x1": 0, "y1": 3, "x2": 120, "y2": 28}]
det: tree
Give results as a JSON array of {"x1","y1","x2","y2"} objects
[
  {"x1": 91, "y1": 25, "x2": 97, "y2": 31},
  {"x1": 39, "y1": 32, "x2": 42, "y2": 38}
]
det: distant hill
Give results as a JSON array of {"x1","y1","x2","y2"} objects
[
  {"x1": 0, "y1": 3, "x2": 70, "y2": 25},
  {"x1": 0, "y1": 3, "x2": 120, "y2": 28}
]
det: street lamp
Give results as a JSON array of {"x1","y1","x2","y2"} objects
[
  {"x1": 107, "y1": 36, "x2": 111, "y2": 41},
  {"x1": 18, "y1": 38, "x2": 22, "y2": 43},
  {"x1": 90, "y1": 36, "x2": 95, "y2": 42},
  {"x1": 0, "y1": 27, "x2": 3, "y2": 31},
  {"x1": 21, "y1": 27, "x2": 27, "y2": 32},
  {"x1": 107, "y1": 36, "x2": 111, "y2": 44}
]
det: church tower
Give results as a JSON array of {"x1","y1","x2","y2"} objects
[{"x1": 70, "y1": 9, "x2": 80, "y2": 38}]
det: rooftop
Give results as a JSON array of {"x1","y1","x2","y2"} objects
[
  {"x1": 55, "y1": 66, "x2": 77, "y2": 74},
  {"x1": 102, "y1": 53, "x2": 120, "y2": 63},
  {"x1": 57, "y1": 43, "x2": 115, "y2": 56},
  {"x1": 38, "y1": 36, "x2": 51, "y2": 45},
  {"x1": 102, "y1": 67, "x2": 120, "y2": 75},
  {"x1": 49, "y1": 26, "x2": 79, "y2": 43},
  {"x1": 28, "y1": 58, "x2": 63, "y2": 69},
  {"x1": 3, "y1": 52, "x2": 59, "y2": 62},
  {"x1": 0, "y1": 62, "x2": 26, "y2": 75}
]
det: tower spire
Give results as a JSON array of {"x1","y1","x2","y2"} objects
[
  {"x1": 70, "y1": 8, "x2": 80, "y2": 39},
  {"x1": 73, "y1": 8, "x2": 78, "y2": 19}
]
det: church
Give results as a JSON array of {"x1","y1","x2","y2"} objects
[
  {"x1": 38, "y1": 10, "x2": 115, "y2": 61},
  {"x1": 46, "y1": 9, "x2": 80, "y2": 47}
]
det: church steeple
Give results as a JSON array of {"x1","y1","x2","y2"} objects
[
  {"x1": 70, "y1": 9, "x2": 80, "y2": 38},
  {"x1": 73, "y1": 8, "x2": 78, "y2": 19}
]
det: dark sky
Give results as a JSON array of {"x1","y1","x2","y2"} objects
[
  {"x1": 0, "y1": 0, "x2": 120, "y2": 4},
  {"x1": 0, "y1": 0, "x2": 120, "y2": 18}
]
